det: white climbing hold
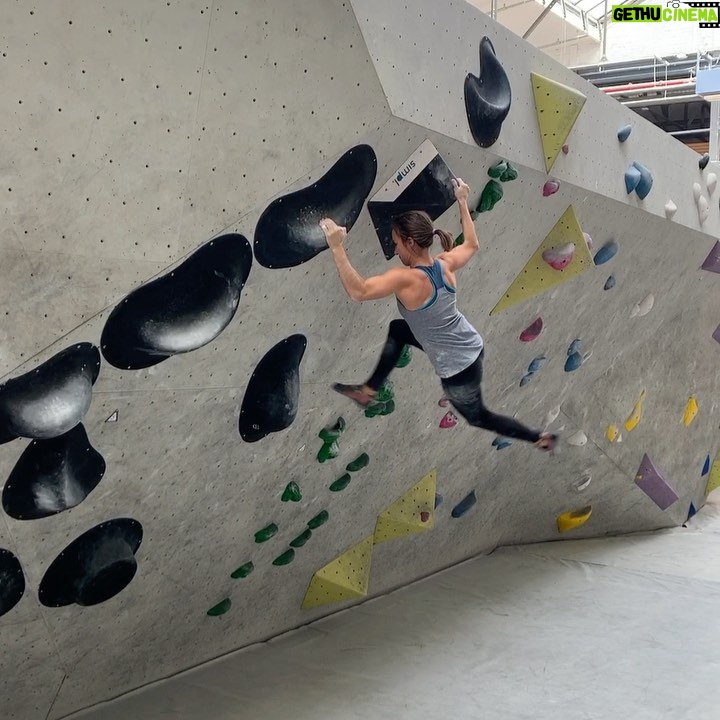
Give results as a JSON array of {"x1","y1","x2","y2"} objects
[
  {"x1": 616, "y1": 433, "x2": 623, "y2": 443},
  {"x1": 567, "y1": 430, "x2": 588, "y2": 446},
  {"x1": 544, "y1": 404, "x2": 561, "y2": 428},
  {"x1": 693, "y1": 182, "x2": 703, "y2": 202},
  {"x1": 105, "y1": 410, "x2": 118, "y2": 423},
  {"x1": 575, "y1": 474, "x2": 592, "y2": 491},
  {"x1": 631, "y1": 293, "x2": 654, "y2": 318},
  {"x1": 664, "y1": 200, "x2": 677, "y2": 219},
  {"x1": 708, "y1": 172, "x2": 717, "y2": 196},
  {"x1": 698, "y1": 195, "x2": 710, "y2": 223}
]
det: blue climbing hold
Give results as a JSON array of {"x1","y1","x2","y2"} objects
[
  {"x1": 520, "y1": 372, "x2": 535, "y2": 387},
  {"x1": 702, "y1": 455, "x2": 711, "y2": 476},
  {"x1": 567, "y1": 339, "x2": 581, "y2": 356},
  {"x1": 451, "y1": 491, "x2": 477, "y2": 518},
  {"x1": 625, "y1": 165, "x2": 641, "y2": 194},
  {"x1": 434, "y1": 493, "x2": 443, "y2": 509},
  {"x1": 632, "y1": 161, "x2": 653, "y2": 199},
  {"x1": 492, "y1": 436, "x2": 513, "y2": 450},
  {"x1": 604, "y1": 275, "x2": 616, "y2": 290},
  {"x1": 687, "y1": 502, "x2": 697, "y2": 522},
  {"x1": 617, "y1": 124, "x2": 632, "y2": 142},
  {"x1": 528, "y1": 356, "x2": 546, "y2": 373},
  {"x1": 594, "y1": 240, "x2": 618, "y2": 266},
  {"x1": 565, "y1": 352, "x2": 582, "y2": 372}
]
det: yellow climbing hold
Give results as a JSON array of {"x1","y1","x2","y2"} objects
[
  {"x1": 606, "y1": 424, "x2": 619, "y2": 442},
  {"x1": 373, "y1": 469, "x2": 437, "y2": 544},
  {"x1": 490, "y1": 206, "x2": 594, "y2": 314},
  {"x1": 624, "y1": 390, "x2": 646, "y2": 432},
  {"x1": 706, "y1": 455, "x2": 720, "y2": 495},
  {"x1": 531, "y1": 73, "x2": 587, "y2": 172},
  {"x1": 557, "y1": 505, "x2": 593, "y2": 533},
  {"x1": 683, "y1": 396, "x2": 699, "y2": 426},
  {"x1": 301, "y1": 535, "x2": 374, "y2": 610}
]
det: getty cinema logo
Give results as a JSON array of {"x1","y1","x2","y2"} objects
[{"x1": 612, "y1": 1, "x2": 720, "y2": 27}]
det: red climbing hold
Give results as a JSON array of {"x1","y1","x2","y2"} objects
[
  {"x1": 519, "y1": 317, "x2": 544, "y2": 342},
  {"x1": 543, "y1": 180, "x2": 560, "y2": 197},
  {"x1": 439, "y1": 411, "x2": 458, "y2": 429},
  {"x1": 542, "y1": 243, "x2": 575, "y2": 270}
]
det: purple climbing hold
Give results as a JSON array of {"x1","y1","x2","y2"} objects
[
  {"x1": 594, "y1": 240, "x2": 618, "y2": 266},
  {"x1": 519, "y1": 373, "x2": 535, "y2": 387},
  {"x1": 625, "y1": 165, "x2": 642, "y2": 194},
  {"x1": 451, "y1": 491, "x2": 477, "y2": 518},
  {"x1": 634, "y1": 453, "x2": 678, "y2": 510},
  {"x1": 565, "y1": 352, "x2": 582, "y2": 372},
  {"x1": 617, "y1": 124, "x2": 632, "y2": 142},
  {"x1": 701, "y1": 241, "x2": 720, "y2": 273},
  {"x1": 632, "y1": 161, "x2": 653, "y2": 199},
  {"x1": 562, "y1": 144, "x2": 569, "y2": 155},
  {"x1": 519, "y1": 317, "x2": 543, "y2": 342},
  {"x1": 702, "y1": 455, "x2": 711, "y2": 476},
  {"x1": 528, "y1": 356, "x2": 546, "y2": 373},
  {"x1": 492, "y1": 436, "x2": 512, "y2": 450},
  {"x1": 420, "y1": 511, "x2": 431, "y2": 523},
  {"x1": 604, "y1": 275, "x2": 616, "y2": 290},
  {"x1": 543, "y1": 180, "x2": 560, "y2": 197},
  {"x1": 713, "y1": 324, "x2": 720, "y2": 344}
]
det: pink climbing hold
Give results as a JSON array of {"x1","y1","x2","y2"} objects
[
  {"x1": 420, "y1": 511, "x2": 430, "y2": 523},
  {"x1": 542, "y1": 243, "x2": 575, "y2": 270},
  {"x1": 440, "y1": 411, "x2": 458, "y2": 429},
  {"x1": 543, "y1": 180, "x2": 560, "y2": 197},
  {"x1": 438, "y1": 396, "x2": 450, "y2": 408},
  {"x1": 519, "y1": 317, "x2": 543, "y2": 342}
]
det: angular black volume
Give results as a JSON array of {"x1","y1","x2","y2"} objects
[
  {"x1": 0, "y1": 343, "x2": 100, "y2": 442},
  {"x1": 464, "y1": 37, "x2": 512, "y2": 148},
  {"x1": 253, "y1": 145, "x2": 377, "y2": 268},
  {"x1": 239, "y1": 334, "x2": 307, "y2": 442},
  {"x1": 39, "y1": 518, "x2": 143, "y2": 607},
  {"x1": 3, "y1": 424, "x2": 106, "y2": 520},
  {"x1": 101, "y1": 234, "x2": 253, "y2": 370},
  {"x1": 0, "y1": 549, "x2": 25, "y2": 618}
]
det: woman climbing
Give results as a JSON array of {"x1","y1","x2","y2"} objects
[{"x1": 319, "y1": 177, "x2": 556, "y2": 452}]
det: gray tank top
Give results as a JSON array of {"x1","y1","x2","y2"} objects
[{"x1": 397, "y1": 259, "x2": 484, "y2": 378}]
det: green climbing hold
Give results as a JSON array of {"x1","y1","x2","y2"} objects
[
  {"x1": 231, "y1": 561, "x2": 254, "y2": 579},
  {"x1": 346, "y1": 453, "x2": 370, "y2": 472},
  {"x1": 395, "y1": 345, "x2": 412, "y2": 368},
  {"x1": 487, "y1": 160, "x2": 516, "y2": 181},
  {"x1": 254, "y1": 523, "x2": 278, "y2": 543},
  {"x1": 318, "y1": 416, "x2": 346, "y2": 443},
  {"x1": 307, "y1": 510, "x2": 329, "y2": 529},
  {"x1": 477, "y1": 180, "x2": 503, "y2": 213},
  {"x1": 281, "y1": 481, "x2": 302, "y2": 502},
  {"x1": 317, "y1": 439, "x2": 340, "y2": 463},
  {"x1": 207, "y1": 598, "x2": 232, "y2": 616},
  {"x1": 364, "y1": 381, "x2": 396, "y2": 418},
  {"x1": 330, "y1": 473, "x2": 352, "y2": 492},
  {"x1": 290, "y1": 528, "x2": 312, "y2": 547},
  {"x1": 272, "y1": 549, "x2": 295, "y2": 566},
  {"x1": 454, "y1": 232, "x2": 465, "y2": 246},
  {"x1": 487, "y1": 160, "x2": 507, "y2": 179}
]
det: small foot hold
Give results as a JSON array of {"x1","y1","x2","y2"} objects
[
  {"x1": 535, "y1": 432, "x2": 558, "y2": 454},
  {"x1": 332, "y1": 383, "x2": 376, "y2": 408}
]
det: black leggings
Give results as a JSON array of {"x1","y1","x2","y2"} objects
[{"x1": 367, "y1": 319, "x2": 541, "y2": 444}]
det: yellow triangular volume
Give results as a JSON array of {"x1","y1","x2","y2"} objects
[
  {"x1": 301, "y1": 535, "x2": 374, "y2": 609},
  {"x1": 490, "y1": 205, "x2": 593, "y2": 314},
  {"x1": 373, "y1": 469, "x2": 437, "y2": 544},
  {"x1": 531, "y1": 72, "x2": 587, "y2": 172},
  {"x1": 705, "y1": 455, "x2": 720, "y2": 496}
]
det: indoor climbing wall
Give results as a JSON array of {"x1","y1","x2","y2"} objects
[{"x1": 0, "y1": 1, "x2": 718, "y2": 719}]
